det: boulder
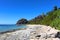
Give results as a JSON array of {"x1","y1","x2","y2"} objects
[{"x1": 55, "y1": 32, "x2": 60, "y2": 38}]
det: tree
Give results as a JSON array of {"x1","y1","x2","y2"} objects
[
  {"x1": 41, "y1": 13, "x2": 45, "y2": 18},
  {"x1": 58, "y1": 8, "x2": 60, "y2": 9},
  {"x1": 54, "y1": 6, "x2": 58, "y2": 11}
]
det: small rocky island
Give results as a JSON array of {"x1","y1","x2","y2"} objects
[{"x1": 16, "y1": 18, "x2": 28, "y2": 25}]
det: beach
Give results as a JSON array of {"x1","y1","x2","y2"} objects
[{"x1": 0, "y1": 25, "x2": 60, "y2": 40}]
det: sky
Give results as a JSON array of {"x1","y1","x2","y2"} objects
[{"x1": 0, "y1": 0, "x2": 60, "y2": 24}]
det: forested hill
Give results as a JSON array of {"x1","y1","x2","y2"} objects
[
  {"x1": 28, "y1": 6, "x2": 60, "y2": 30},
  {"x1": 16, "y1": 6, "x2": 60, "y2": 30}
]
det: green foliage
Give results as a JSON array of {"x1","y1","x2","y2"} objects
[
  {"x1": 41, "y1": 10, "x2": 57, "y2": 25},
  {"x1": 28, "y1": 14, "x2": 45, "y2": 24},
  {"x1": 54, "y1": 6, "x2": 58, "y2": 11},
  {"x1": 50, "y1": 10, "x2": 60, "y2": 30},
  {"x1": 28, "y1": 6, "x2": 60, "y2": 30}
]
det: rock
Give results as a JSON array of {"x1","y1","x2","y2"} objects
[
  {"x1": 36, "y1": 35, "x2": 41, "y2": 38},
  {"x1": 16, "y1": 18, "x2": 28, "y2": 25},
  {"x1": 55, "y1": 32, "x2": 60, "y2": 38}
]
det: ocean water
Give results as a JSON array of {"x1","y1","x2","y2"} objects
[{"x1": 0, "y1": 24, "x2": 27, "y2": 32}]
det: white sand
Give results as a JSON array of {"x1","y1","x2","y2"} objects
[{"x1": 0, "y1": 25, "x2": 60, "y2": 40}]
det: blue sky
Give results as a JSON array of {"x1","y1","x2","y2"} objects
[{"x1": 0, "y1": 0, "x2": 60, "y2": 24}]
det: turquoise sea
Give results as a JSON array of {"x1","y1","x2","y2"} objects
[{"x1": 0, "y1": 24, "x2": 26, "y2": 32}]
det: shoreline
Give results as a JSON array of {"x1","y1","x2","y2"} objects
[
  {"x1": 0, "y1": 24, "x2": 43, "y2": 34},
  {"x1": 0, "y1": 27, "x2": 26, "y2": 34},
  {"x1": 0, "y1": 25, "x2": 60, "y2": 40},
  {"x1": 0, "y1": 24, "x2": 59, "y2": 34}
]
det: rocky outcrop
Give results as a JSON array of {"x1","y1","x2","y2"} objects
[
  {"x1": 16, "y1": 18, "x2": 28, "y2": 25},
  {"x1": 0, "y1": 25, "x2": 60, "y2": 40}
]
